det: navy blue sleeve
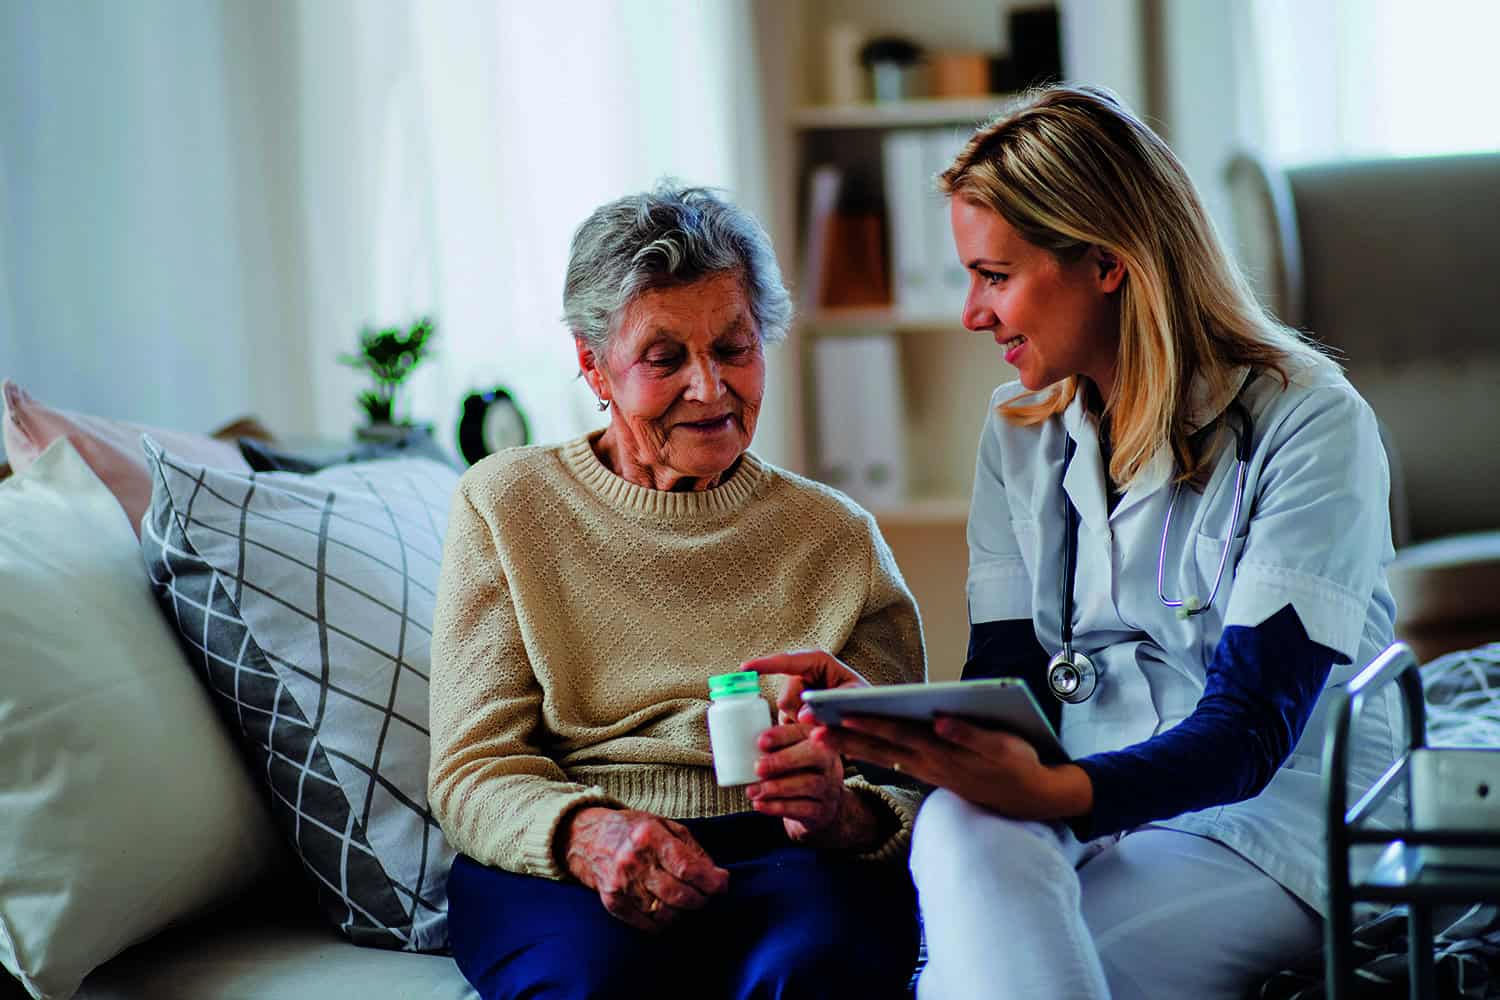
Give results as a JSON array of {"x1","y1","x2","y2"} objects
[
  {"x1": 963, "y1": 618, "x2": 1060, "y2": 734},
  {"x1": 1069, "y1": 603, "x2": 1334, "y2": 839}
]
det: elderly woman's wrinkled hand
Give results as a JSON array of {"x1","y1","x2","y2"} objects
[
  {"x1": 560, "y1": 807, "x2": 729, "y2": 932},
  {"x1": 740, "y1": 649, "x2": 886, "y2": 850},
  {"x1": 747, "y1": 722, "x2": 888, "y2": 851},
  {"x1": 746, "y1": 722, "x2": 845, "y2": 835}
]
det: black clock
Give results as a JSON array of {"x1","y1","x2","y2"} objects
[{"x1": 457, "y1": 386, "x2": 530, "y2": 465}]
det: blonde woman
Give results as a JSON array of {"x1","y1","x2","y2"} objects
[{"x1": 750, "y1": 86, "x2": 1398, "y2": 998}]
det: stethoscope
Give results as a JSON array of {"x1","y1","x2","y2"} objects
[{"x1": 1046, "y1": 395, "x2": 1255, "y2": 704}]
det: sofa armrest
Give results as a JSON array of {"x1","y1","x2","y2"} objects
[{"x1": 1389, "y1": 531, "x2": 1500, "y2": 661}]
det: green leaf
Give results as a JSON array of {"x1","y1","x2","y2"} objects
[{"x1": 344, "y1": 316, "x2": 436, "y2": 418}]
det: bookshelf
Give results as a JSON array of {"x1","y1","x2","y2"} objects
[
  {"x1": 792, "y1": 95, "x2": 1022, "y2": 680},
  {"x1": 770, "y1": 0, "x2": 1069, "y2": 679}
]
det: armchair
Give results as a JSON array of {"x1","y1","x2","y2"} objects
[{"x1": 1227, "y1": 151, "x2": 1500, "y2": 661}]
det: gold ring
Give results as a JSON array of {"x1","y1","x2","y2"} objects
[{"x1": 646, "y1": 898, "x2": 661, "y2": 913}]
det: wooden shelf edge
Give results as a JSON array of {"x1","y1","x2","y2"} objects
[
  {"x1": 805, "y1": 307, "x2": 964, "y2": 334},
  {"x1": 792, "y1": 95, "x2": 1016, "y2": 131},
  {"x1": 869, "y1": 496, "x2": 970, "y2": 527}
]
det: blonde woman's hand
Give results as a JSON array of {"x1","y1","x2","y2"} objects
[
  {"x1": 559, "y1": 807, "x2": 729, "y2": 932},
  {"x1": 812, "y1": 714, "x2": 1094, "y2": 822}
]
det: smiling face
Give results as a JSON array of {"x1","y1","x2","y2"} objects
[
  {"x1": 579, "y1": 272, "x2": 765, "y2": 491},
  {"x1": 950, "y1": 197, "x2": 1125, "y2": 401}
]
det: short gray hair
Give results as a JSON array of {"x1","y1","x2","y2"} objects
[{"x1": 562, "y1": 182, "x2": 793, "y2": 356}]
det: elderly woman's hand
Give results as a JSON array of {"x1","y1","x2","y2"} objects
[
  {"x1": 560, "y1": 807, "x2": 729, "y2": 932},
  {"x1": 742, "y1": 650, "x2": 886, "y2": 850},
  {"x1": 747, "y1": 722, "x2": 887, "y2": 850}
]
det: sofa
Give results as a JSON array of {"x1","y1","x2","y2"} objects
[
  {"x1": 0, "y1": 381, "x2": 480, "y2": 1000},
  {"x1": 1226, "y1": 150, "x2": 1500, "y2": 662},
  {"x1": 0, "y1": 381, "x2": 943, "y2": 1000}
]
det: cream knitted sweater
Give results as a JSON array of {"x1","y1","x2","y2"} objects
[{"x1": 428, "y1": 433, "x2": 926, "y2": 880}]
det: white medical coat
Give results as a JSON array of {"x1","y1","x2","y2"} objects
[{"x1": 965, "y1": 359, "x2": 1400, "y2": 914}]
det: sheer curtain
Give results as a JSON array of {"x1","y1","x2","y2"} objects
[
  {"x1": 1, "y1": 0, "x2": 272, "y2": 429},
  {"x1": 292, "y1": 0, "x2": 775, "y2": 453},
  {"x1": 1246, "y1": 0, "x2": 1500, "y2": 164},
  {"x1": 2, "y1": 0, "x2": 776, "y2": 458}
]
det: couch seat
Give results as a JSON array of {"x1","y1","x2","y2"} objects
[{"x1": 64, "y1": 892, "x2": 478, "y2": 1000}]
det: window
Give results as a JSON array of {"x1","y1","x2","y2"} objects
[{"x1": 1250, "y1": 0, "x2": 1500, "y2": 163}]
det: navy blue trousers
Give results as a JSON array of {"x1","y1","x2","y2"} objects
[{"x1": 447, "y1": 812, "x2": 919, "y2": 1000}]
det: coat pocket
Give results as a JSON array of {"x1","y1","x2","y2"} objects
[
  {"x1": 1009, "y1": 516, "x2": 1040, "y2": 582},
  {"x1": 1191, "y1": 527, "x2": 1249, "y2": 611}
]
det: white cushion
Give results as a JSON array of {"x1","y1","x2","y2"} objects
[{"x1": 0, "y1": 441, "x2": 283, "y2": 1000}]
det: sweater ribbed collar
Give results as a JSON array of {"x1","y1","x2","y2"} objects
[{"x1": 559, "y1": 432, "x2": 767, "y2": 519}]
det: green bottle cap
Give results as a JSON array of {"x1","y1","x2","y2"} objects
[{"x1": 707, "y1": 671, "x2": 761, "y2": 699}]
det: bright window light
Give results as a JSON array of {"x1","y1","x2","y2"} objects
[{"x1": 1252, "y1": 0, "x2": 1500, "y2": 163}]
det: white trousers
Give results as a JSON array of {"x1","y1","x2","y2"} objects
[{"x1": 911, "y1": 789, "x2": 1321, "y2": 1000}]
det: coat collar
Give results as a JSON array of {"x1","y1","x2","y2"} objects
[
  {"x1": 1185, "y1": 365, "x2": 1252, "y2": 435},
  {"x1": 1062, "y1": 366, "x2": 1251, "y2": 524},
  {"x1": 1060, "y1": 392, "x2": 1110, "y2": 531}
]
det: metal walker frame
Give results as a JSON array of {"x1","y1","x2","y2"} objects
[{"x1": 1324, "y1": 641, "x2": 1500, "y2": 999}]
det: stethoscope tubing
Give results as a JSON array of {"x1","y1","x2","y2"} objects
[
  {"x1": 1157, "y1": 457, "x2": 1246, "y2": 618},
  {"x1": 1049, "y1": 396, "x2": 1253, "y2": 702}
]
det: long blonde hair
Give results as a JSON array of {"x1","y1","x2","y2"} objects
[{"x1": 939, "y1": 84, "x2": 1329, "y2": 488}]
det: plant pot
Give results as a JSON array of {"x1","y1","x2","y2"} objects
[{"x1": 355, "y1": 421, "x2": 432, "y2": 444}]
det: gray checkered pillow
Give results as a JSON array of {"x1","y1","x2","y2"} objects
[{"x1": 139, "y1": 438, "x2": 459, "y2": 951}]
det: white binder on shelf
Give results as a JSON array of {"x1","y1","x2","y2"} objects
[
  {"x1": 881, "y1": 129, "x2": 939, "y2": 319},
  {"x1": 811, "y1": 334, "x2": 908, "y2": 510},
  {"x1": 926, "y1": 126, "x2": 973, "y2": 320}
]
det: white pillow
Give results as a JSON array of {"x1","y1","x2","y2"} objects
[{"x1": 0, "y1": 440, "x2": 283, "y2": 1000}]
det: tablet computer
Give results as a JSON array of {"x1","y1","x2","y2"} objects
[{"x1": 800, "y1": 679, "x2": 1068, "y2": 764}]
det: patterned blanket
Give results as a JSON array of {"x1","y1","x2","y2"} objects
[{"x1": 1254, "y1": 904, "x2": 1500, "y2": 999}]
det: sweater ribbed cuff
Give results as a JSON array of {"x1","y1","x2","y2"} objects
[
  {"x1": 520, "y1": 788, "x2": 627, "y2": 881},
  {"x1": 846, "y1": 776, "x2": 922, "y2": 864}
]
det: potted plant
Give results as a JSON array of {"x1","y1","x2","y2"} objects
[{"x1": 339, "y1": 316, "x2": 435, "y2": 441}]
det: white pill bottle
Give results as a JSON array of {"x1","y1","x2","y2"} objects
[{"x1": 706, "y1": 670, "x2": 772, "y2": 787}]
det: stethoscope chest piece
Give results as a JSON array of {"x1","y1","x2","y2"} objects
[
  {"x1": 1046, "y1": 386, "x2": 1255, "y2": 705},
  {"x1": 1047, "y1": 647, "x2": 1098, "y2": 704}
]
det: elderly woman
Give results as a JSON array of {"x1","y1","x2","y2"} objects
[{"x1": 428, "y1": 183, "x2": 924, "y2": 1000}]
